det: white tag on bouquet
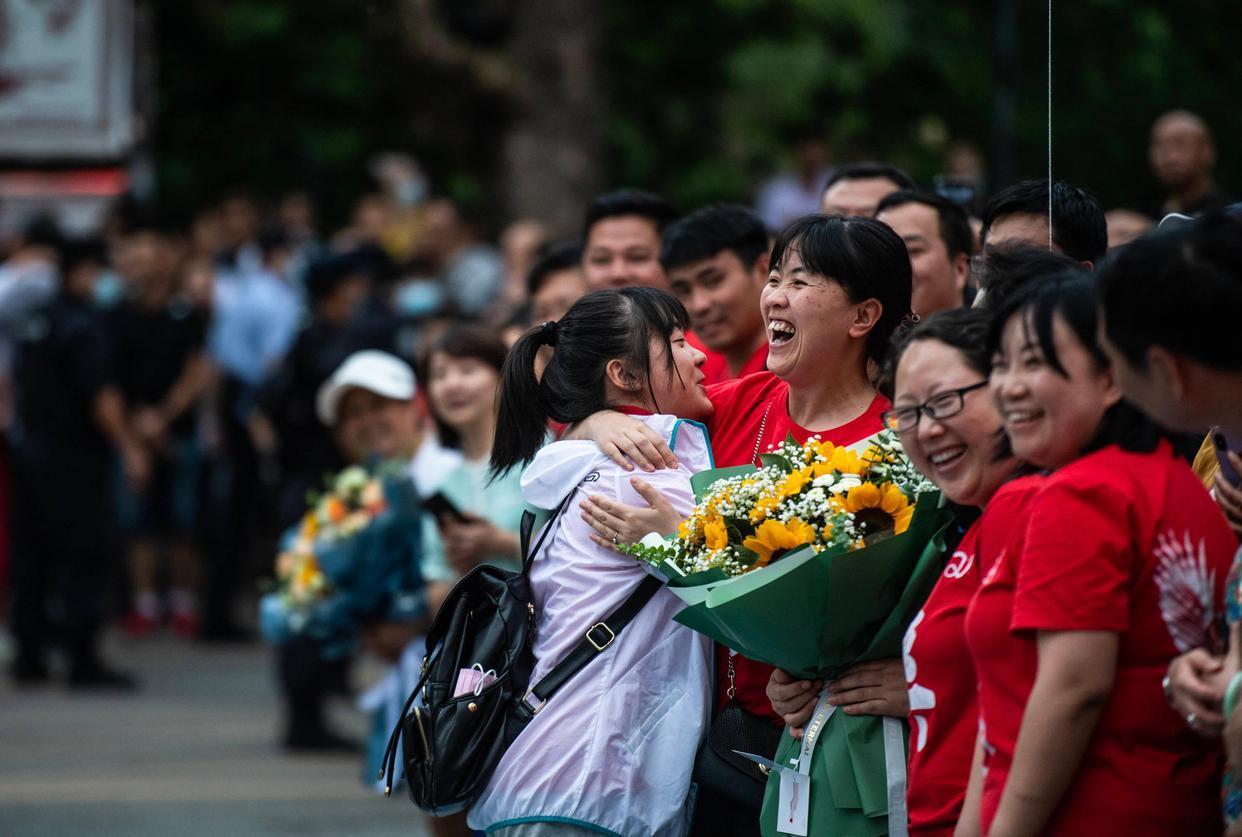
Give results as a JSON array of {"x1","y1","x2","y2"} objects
[
  {"x1": 731, "y1": 751, "x2": 809, "y2": 836},
  {"x1": 776, "y1": 770, "x2": 810, "y2": 836}
]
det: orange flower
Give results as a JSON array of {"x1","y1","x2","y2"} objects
[
  {"x1": 704, "y1": 516, "x2": 729, "y2": 551},
  {"x1": 325, "y1": 497, "x2": 347, "y2": 524},
  {"x1": 743, "y1": 517, "x2": 816, "y2": 566}
]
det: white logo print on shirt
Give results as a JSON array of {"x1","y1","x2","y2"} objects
[
  {"x1": 1152, "y1": 529, "x2": 1216, "y2": 653},
  {"x1": 904, "y1": 609, "x2": 936, "y2": 753}
]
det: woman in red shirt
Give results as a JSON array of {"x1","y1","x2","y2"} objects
[
  {"x1": 964, "y1": 273, "x2": 1235, "y2": 836},
  {"x1": 573, "y1": 214, "x2": 913, "y2": 833},
  {"x1": 767, "y1": 308, "x2": 1040, "y2": 835}
]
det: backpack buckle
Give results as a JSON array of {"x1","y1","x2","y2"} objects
[
  {"x1": 522, "y1": 692, "x2": 546, "y2": 716},
  {"x1": 586, "y1": 622, "x2": 615, "y2": 651}
]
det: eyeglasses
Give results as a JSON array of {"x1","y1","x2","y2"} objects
[{"x1": 882, "y1": 381, "x2": 989, "y2": 432}]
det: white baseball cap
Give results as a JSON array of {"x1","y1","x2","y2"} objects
[{"x1": 316, "y1": 350, "x2": 417, "y2": 425}]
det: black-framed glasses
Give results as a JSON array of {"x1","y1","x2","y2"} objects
[{"x1": 882, "y1": 381, "x2": 989, "y2": 432}]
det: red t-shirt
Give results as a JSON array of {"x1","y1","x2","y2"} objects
[
  {"x1": 705, "y1": 370, "x2": 890, "y2": 718},
  {"x1": 699, "y1": 342, "x2": 770, "y2": 387},
  {"x1": 966, "y1": 442, "x2": 1234, "y2": 836},
  {"x1": 902, "y1": 477, "x2": 1043, "y2": 835}
]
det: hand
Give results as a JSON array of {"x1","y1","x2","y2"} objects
[
  {"x1": 121, "y1": 442, "x2": 152, "y2": 492},
  {"x1": 441, "y1": 516, "x2": 496, "y2": 575},
  {"x1": 1165, "y1": 648, "x2": 1226, "y2": 737},
  {"x1": 580, "y1": 477, "x2": 683, "y2": 549},
  {"x1": 826, "y1": 658, "x2": 910, "y2": 718},
  {"x1": 566, "y1": 410, "x2": 679, "y2": 473},
  {"x1": 767, "y1": 668, "x2": 822, "y2": 738},
  {"x1": 133, "y1": 407, "x2": 168, "y2": 449},
  {"x1": 1214, "y1": 455, "x2": 1242, "y2": 538}
]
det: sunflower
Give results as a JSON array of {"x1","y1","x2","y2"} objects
[
  {"x1": 841, "y1": 482, "x2": 915, "y2": 537},
  {"x1": 743, "y1": 517, "x2": 817, "y2": 566},
  {"x1": 813, "y1": 440, "x2": 868, "y2": 475},
  {"x1": 704, "y1": 516, "x2": 729, "y2": 551}
]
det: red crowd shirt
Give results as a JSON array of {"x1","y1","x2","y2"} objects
[
  {"x1": 965, "y1": 442, "x2": 1235, "y2": 836},
  {"x1": 699, "y1": 342, "x2": 770, "y2": 387},
  {"x1": 902, "y1": 477, "x2": 1043, "y2": 835},
  {"x1": 704, "y1": 370, "x2": 890, "y2": 718}
]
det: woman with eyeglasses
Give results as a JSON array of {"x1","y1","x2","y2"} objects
[{"x1": 767, "y1": 308, "x2": 1040, "y2": 835}]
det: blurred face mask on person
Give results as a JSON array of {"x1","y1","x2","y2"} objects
[
  {"x1": 625, "y1": 328, "x2": 712, "y2": 421},
  {"x1": 893, "y1": 339, "x2": 1009, "y2": 508},
  {"x1": 821, "y1": 177, "x2": 901, "y2": 218},
  {"x1": 531, "y1": 266, "x2": 589, "y2": 323},
  {"x1": 427, "y1": 351, "x2": 501, "y2": 435},
  {"x1": 877, "y1": 202, "x2": 967, "y2": 316},
  {"x1": 335, "y1": 388, "x2": 422, "y2": 464},
  {"x1": 583, "y1": 216, "x2": 666, "y2": 290},
  {"x1": 760, "y1": 245, "x2": 879, "y2": 389},
  {"x1": 668, "y1": 249, "x2": 766, "y2": 356},
  {"x1": 990, "y1": 309, "x2": 1121, "y2": 470}
]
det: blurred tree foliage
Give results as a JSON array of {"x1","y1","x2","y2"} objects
[{"x1": 152, "y1": 0, "x2": 1242, "y2": 229}]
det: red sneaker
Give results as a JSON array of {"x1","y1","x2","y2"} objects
[
  {"x1": 118, "y1": 611, "x2": 158, "y2": 638},
  {"x1": 169, "y1": 610, "x2": 200, "y2": 640}
]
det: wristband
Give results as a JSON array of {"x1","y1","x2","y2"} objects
[{"x1": 1225, "y1": 672, "x2": 1242, "y2": 719}]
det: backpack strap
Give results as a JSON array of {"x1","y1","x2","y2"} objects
[
  {"x1": 516, "y1": 573, "x2": 662, "y2": 720},
  {"x1": 520, "y1": 492, "x2": 572, "y2": 576}
]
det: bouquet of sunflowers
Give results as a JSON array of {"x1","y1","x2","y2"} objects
[
  {"x1": 625, "y1": 431, "x2": 957, "y2": 837},
  {"x1": 260, "y1": 466, "x2": 425, "y2": 656}
]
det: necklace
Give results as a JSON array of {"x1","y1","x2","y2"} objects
[{"x1": 750, "y1": 400, "x2": 774, "y2": 466}]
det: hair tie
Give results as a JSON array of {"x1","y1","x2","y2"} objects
[{"x1": 539, "y1": 320, "x2": 559, "y2": 347}]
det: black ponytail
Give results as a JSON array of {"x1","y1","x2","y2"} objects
[{"x1": 490, "y1": 288, "x2": 689, "y2": 477}]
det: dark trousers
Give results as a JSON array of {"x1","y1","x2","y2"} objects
[
  {"x1": 201, "y1": 375, "x2": 261, "y2": 635},
  {"x1": 277, "y1": 634, "x2": 350, "y2": 739},
  {"x1": 9, "y1": 439, "x2": 114, "y2": 671}
]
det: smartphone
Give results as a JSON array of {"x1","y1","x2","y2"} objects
[
  {"x1": 1215, "y1": 429, "x2": 1241, "y2": 488},
  {"x1": 423, "y1": 492, "x2": 470, "y2": 525}
]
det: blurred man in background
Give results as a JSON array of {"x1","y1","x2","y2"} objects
[
  {"x1": 876, "y1": 190, "x2": 973, "y2": 315},
  {"x1": 1149, "y1": 110, "x2": 1230, "y2": 218},
  {"x1": 580, "y1": 189, "x2": 677, "y2": 290},
  {"x1": 980, "y1": 178, "x2": 1108, "y2": 268},
  {"x1": 662, "y1": 204, "x2": 770, "y2": 384},
  {"x1": 9, "y1": 239, "x2": 143, "y2": 688},
  {"x1": 820, "y1": 162, "x2": 916, "y2": 217},
  {"x1": 756, "y1": 132, "x2": 834, "y2": 230},
  {"x1": 111, "y1": 226, "x2": 213, "y2": 639},
  {"x1": 527, "y1": 243, "x2": 587, "y2": 325}
]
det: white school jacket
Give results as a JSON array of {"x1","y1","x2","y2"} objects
[{"x1": 468, "y1": 415, "x2": 714, "y2": 837}]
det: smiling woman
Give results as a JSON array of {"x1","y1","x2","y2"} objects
[{"x1": 572, "y1": 214, "x2": 914, "y2": 834}]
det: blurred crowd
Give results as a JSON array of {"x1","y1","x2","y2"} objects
[{"x1": 0, "y1": 106, "x2": 1232, "y2": 739}]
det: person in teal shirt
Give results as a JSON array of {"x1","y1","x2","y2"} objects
[{"x1": 419, "y1": 325, "x2": 529, "y2": 618}]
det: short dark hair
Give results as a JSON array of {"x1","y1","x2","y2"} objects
[
  {"x1": 660, "y1": 203, "x2": 769, "y2": 272},
  {"x1": 1098, "y1": 212, "x2": 1242, "y2": 372},
  {"x1": 426, "y1": 325, "x2": 509, "y2": 448},
  {"x1": 58, "y1": 237, "x2": 109, "y2": 277},
  {"x1": 823, "y1": 163, "x2": 917, "y2": 194},
  {"x1": 973, "y1": 244, "x2": 1082, "y2": 311},
  {"x1": 980, "y1": 178, "x2": 1107, "y2": 265},
  {"x1": 491, "y1": 288, "x2": 690, "y2": 475},
  {"x1": 582, "y1": 189, "x2": 678, "y2": 243},
  {"x1": 769, "y1": 215, "x2": 912, "y2": 364},
  {"x1": 986, "y1": 271, "x2": 1163, "y2": 457},
  {"x1": 886, "y1": 307, "x2": 992, "y2": 385},
  {"x1": 526, "y1": 242, "x2": 583, "y2": 297},
  {"x1": 875, "y1": 189, "x2": 974, "y2": 260},
  {"x1": 21, "y1": 215, "x2": 64, "y2": 250}
]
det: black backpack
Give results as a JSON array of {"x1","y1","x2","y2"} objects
[{"x1": 380, "y1": 492, "x2": 661, "y2": 815}]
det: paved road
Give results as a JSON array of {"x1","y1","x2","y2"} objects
[{"x1": 0, "y1": 633, "x2": 431, "y2": 836}]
